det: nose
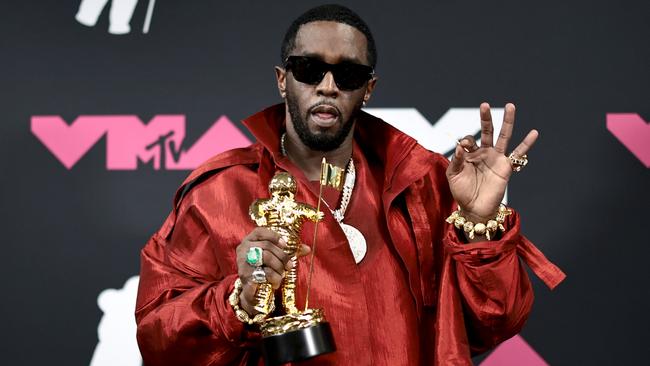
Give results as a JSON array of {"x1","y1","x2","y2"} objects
[{"x1": 316, "y1": 71, "x2": 339, "y2": 98}]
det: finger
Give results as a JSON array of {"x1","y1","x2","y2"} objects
[
  {"x1": 460, "y1": 135, "x2": 479, "y2": 152},
  {"x1": 285, "y1": 256, "x2": 297, "y2": 271},
  {"x1": 464, "y1": 147, "x2": 487, "y2": 164},
  {"x1": 446, "y1": 144, "x2": 465, "y2": 177},
  {"x1": 264, "y1": 267, "x2": 284, "y2": 289},
  {"x1": 495, "y1": 103, "x2": 516, "y2": 153},
  {"x1": 262, "y1": 250, "x2": 285, "y2": 274},
  {"x1": 511, "y1": 129, "x2": 539, "y2": 156},
  {"x1": 479, "y1": 102, "x2": 494, "y2": 148},
  {"x1": 247, "y1": 227, "x2": 285, "y2": 248},
  {"x1": 297, "y1": 244, "x2": 311, "y2": 258},
  {"x1": 248, "y1": 240, "x2": 290, "y2": 265}
]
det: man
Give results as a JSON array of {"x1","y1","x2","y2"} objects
[{"x1": 135, "y1": 4, "x2": 565, "y2": 365}]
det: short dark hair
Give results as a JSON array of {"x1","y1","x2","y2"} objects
[{"x1": 280, "y1": 4, "x2": 377, "y2": 68}]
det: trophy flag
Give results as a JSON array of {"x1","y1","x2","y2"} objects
[{"x1": 305, "y1": 157, "x2": 345, "y2": 310}]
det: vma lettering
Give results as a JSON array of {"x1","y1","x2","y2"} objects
[{"x1": 31, "y1": 115, "x2": 251, "y2": 170}]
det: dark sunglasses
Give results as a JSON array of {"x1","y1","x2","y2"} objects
[{"x1": 284, "y1": 56, "x2": 374, "y2": 91}]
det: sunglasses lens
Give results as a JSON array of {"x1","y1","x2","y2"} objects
[
  {"x1": 333, "y1": 63, "x2": 373, "y2": 90},
  {"x1": 288, "y1": 57, "x2": 325, "y2": 85},
  {"x1": 286, "y1": 56, "x2": 373, "y2": 90}
]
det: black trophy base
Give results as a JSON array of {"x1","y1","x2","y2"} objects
[{"x1": 261, "y1": 322, "x2": 336, "y2": 366}]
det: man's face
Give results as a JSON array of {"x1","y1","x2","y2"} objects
[{"x1": 277, "y1": 21, "x2": 376, "y2": 152}]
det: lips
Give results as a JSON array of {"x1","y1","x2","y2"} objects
[{"x1": 309, "y1": 104, "x2": 340, "y2": 128}]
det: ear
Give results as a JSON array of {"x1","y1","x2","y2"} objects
[
  {"x1": 363, "y1": 76, "x2": 378, "y2": 104},
  {"x1": 275, "y1": 66, "x2": 287, "y2": 99}
]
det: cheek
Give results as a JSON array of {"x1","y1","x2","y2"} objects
[
  {"x1": 341, "y1": 91, "x2": 365, "y2": 111},
  {"x1": 287, "y1": 81, "x2": 314, "y2": 106}
]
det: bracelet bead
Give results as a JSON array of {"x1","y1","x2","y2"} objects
[
  {"x1": 228, "y1": 278, "x2": 271, "y2": 325},
  {"x1": 463, "y1": 221, "x2": 474, "y2": 232},
  {"x1": 474, "y1": 223, "x2": 486, "y2": 235},
  {"x1": 454, "y1": 216, "x2": 466, "y2": 229},
  {"x1": 445, "y1": 204, "x2": 512, "y2": 240}
]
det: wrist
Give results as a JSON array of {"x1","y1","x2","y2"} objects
[
  {"x1": 458, "y1": 204, "x2": 500, "y2": 223},
  {"x1": 446, "y1": 204, "x2": 512, "y2": 241},
  {"x1": 228, "y1": 278, "x2": 267, "y2": 325},
  {"x1": 460, "y1": 211, "x2": 493, "y2": 224},
  {"x1": 239, "y1": 288, "x2": 257, "y2": 316}
]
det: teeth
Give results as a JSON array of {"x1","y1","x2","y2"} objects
[{"x1": 312, "y1": 106, "x2": 338, "y2": 116}]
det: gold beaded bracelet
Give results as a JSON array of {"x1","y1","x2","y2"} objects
[
  {"x1": 445, "y1": 204, "x2": 512, "y2": 240},
  {"x1": 228, "y1": 278, "x2": 273, "y2": 325}
]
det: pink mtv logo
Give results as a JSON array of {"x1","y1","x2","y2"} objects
[
  {"x1": 607, "y1": 113, "x2": 650, "y2": 168},
  {"x1": 31, "y1": 115, "x2": 251, "y2": 170},
  {"x1": 480, "y1": 335, "x2": 549, "y2": 366}
]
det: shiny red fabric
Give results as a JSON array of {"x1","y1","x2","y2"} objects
[{"x1": 135, "y1": 104, "x2": 565, "y2": 366}]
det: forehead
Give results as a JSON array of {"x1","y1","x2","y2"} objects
[{"x1": 292, "y1": 21, "x2": 369, "y2": 65}]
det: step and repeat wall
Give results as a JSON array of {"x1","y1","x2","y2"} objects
[{"x1": 2, "y1": 1, "x2": 648, "y2": 365}]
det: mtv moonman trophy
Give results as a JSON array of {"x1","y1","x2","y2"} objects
[{"x1": 248, "y1": 160, "x2": 345, "y2": 365}]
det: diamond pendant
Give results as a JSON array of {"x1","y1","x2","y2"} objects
[{"x1": 340, "y1": 223, "x2": 367, "y2": 264}]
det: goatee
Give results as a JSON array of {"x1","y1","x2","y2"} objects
[{"x1": 286, "y1": 92, "x2": 360, "y2": 152}]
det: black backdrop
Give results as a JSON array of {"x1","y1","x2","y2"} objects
[{"x1": 1, "y1": 0, "x2": 648, "y2": 365}]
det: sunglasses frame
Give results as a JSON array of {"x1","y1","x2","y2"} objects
[{"x1": 283, "y1": 56, "x2": 375, "y2": 91}]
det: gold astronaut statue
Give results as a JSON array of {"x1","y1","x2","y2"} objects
[
  {"x1": 250, "y1": 166, "x2": 339, "y2": 365},
  {"x1": 249, "y1": 172, "x2": 323, "y2": 318}
]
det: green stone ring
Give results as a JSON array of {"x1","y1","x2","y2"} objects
[{"x1": 246, "y1": 246, "x2": 264, "y2": 267}]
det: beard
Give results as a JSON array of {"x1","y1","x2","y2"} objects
[{"x1": 286, "y1": 91, "x2": 361, "y2": 152}]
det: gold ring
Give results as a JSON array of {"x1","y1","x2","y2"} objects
[{"x1": 508, "y1": 152, "x2": 528, "y2": 172}]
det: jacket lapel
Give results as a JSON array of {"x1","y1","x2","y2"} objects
[{"x1": 355, "y1": 112, "x2": 439, "y2": 311}]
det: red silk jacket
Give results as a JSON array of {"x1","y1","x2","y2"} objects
[{"x1": 135, "y1": 104, "x2": 565, "y2": 365}]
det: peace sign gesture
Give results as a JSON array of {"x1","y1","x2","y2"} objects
[{"x1": 446, "y1": 103, "x2": 538, "y2": 224}]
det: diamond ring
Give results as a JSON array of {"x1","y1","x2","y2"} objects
[
  {"x1": 251, "y1": 266, "x2": 267, "y2": 284},
  {"x1": 508, "y1": 152, "x2": 529, "y2": 172}
]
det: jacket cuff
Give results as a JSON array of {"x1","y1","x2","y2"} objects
[{"x1": 443, "y1": 208, "x2": 521, "y2": 265}]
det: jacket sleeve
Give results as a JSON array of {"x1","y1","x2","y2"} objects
[
  {"x1": 429, "y1": 153, "x2": 565, "y2": 355},
  {"x1": 135, "y1": 203, "x2": 259, "y2": 366},
  {"x1": 443, "y1": 210, "x2": 535, "y2": 354}
]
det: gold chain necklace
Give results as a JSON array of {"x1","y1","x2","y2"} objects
[{"x1": 280, "y1": 133, "x2": 367, "y2": 263}]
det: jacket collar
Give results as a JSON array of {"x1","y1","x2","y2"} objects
[
  {"x1": 243, "y1": 104, "x2": 438, "y2": 313},
  {"x1": 241, "y1": 103, "x2": 286, "y2": 161},
  {"x1": 241, "y1": 103, "x2": 435, "y2": 190}
]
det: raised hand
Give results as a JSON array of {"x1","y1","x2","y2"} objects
[{"x1": 446, "y1": 103, "x2": 538, "y2": 223}]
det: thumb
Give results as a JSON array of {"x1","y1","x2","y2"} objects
[
  {"x1": 297, "y1": 244, "x2": 311, "y2": 257},
  {"x1": 447, "y1": 144, "x2": 465, "y2": 176}
]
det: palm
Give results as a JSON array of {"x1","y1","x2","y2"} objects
[{"x1": 446, "y1": 103, "x2": 538, "y2": 221}]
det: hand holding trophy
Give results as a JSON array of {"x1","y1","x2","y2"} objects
[{"x1": 248, "y1": 160, "x2": 343, "y2": 365}]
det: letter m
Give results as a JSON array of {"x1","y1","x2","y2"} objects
[{"x1": 31, "y1": 115, "x2": 186, "y2": 170}]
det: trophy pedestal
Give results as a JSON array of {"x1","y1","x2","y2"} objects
[
  {"x1": 260, "y1": 309, "x2": 336, "y2": 365},
  {"x1": 262, "y1": 322, "x2": 335, "y2": 365}
]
